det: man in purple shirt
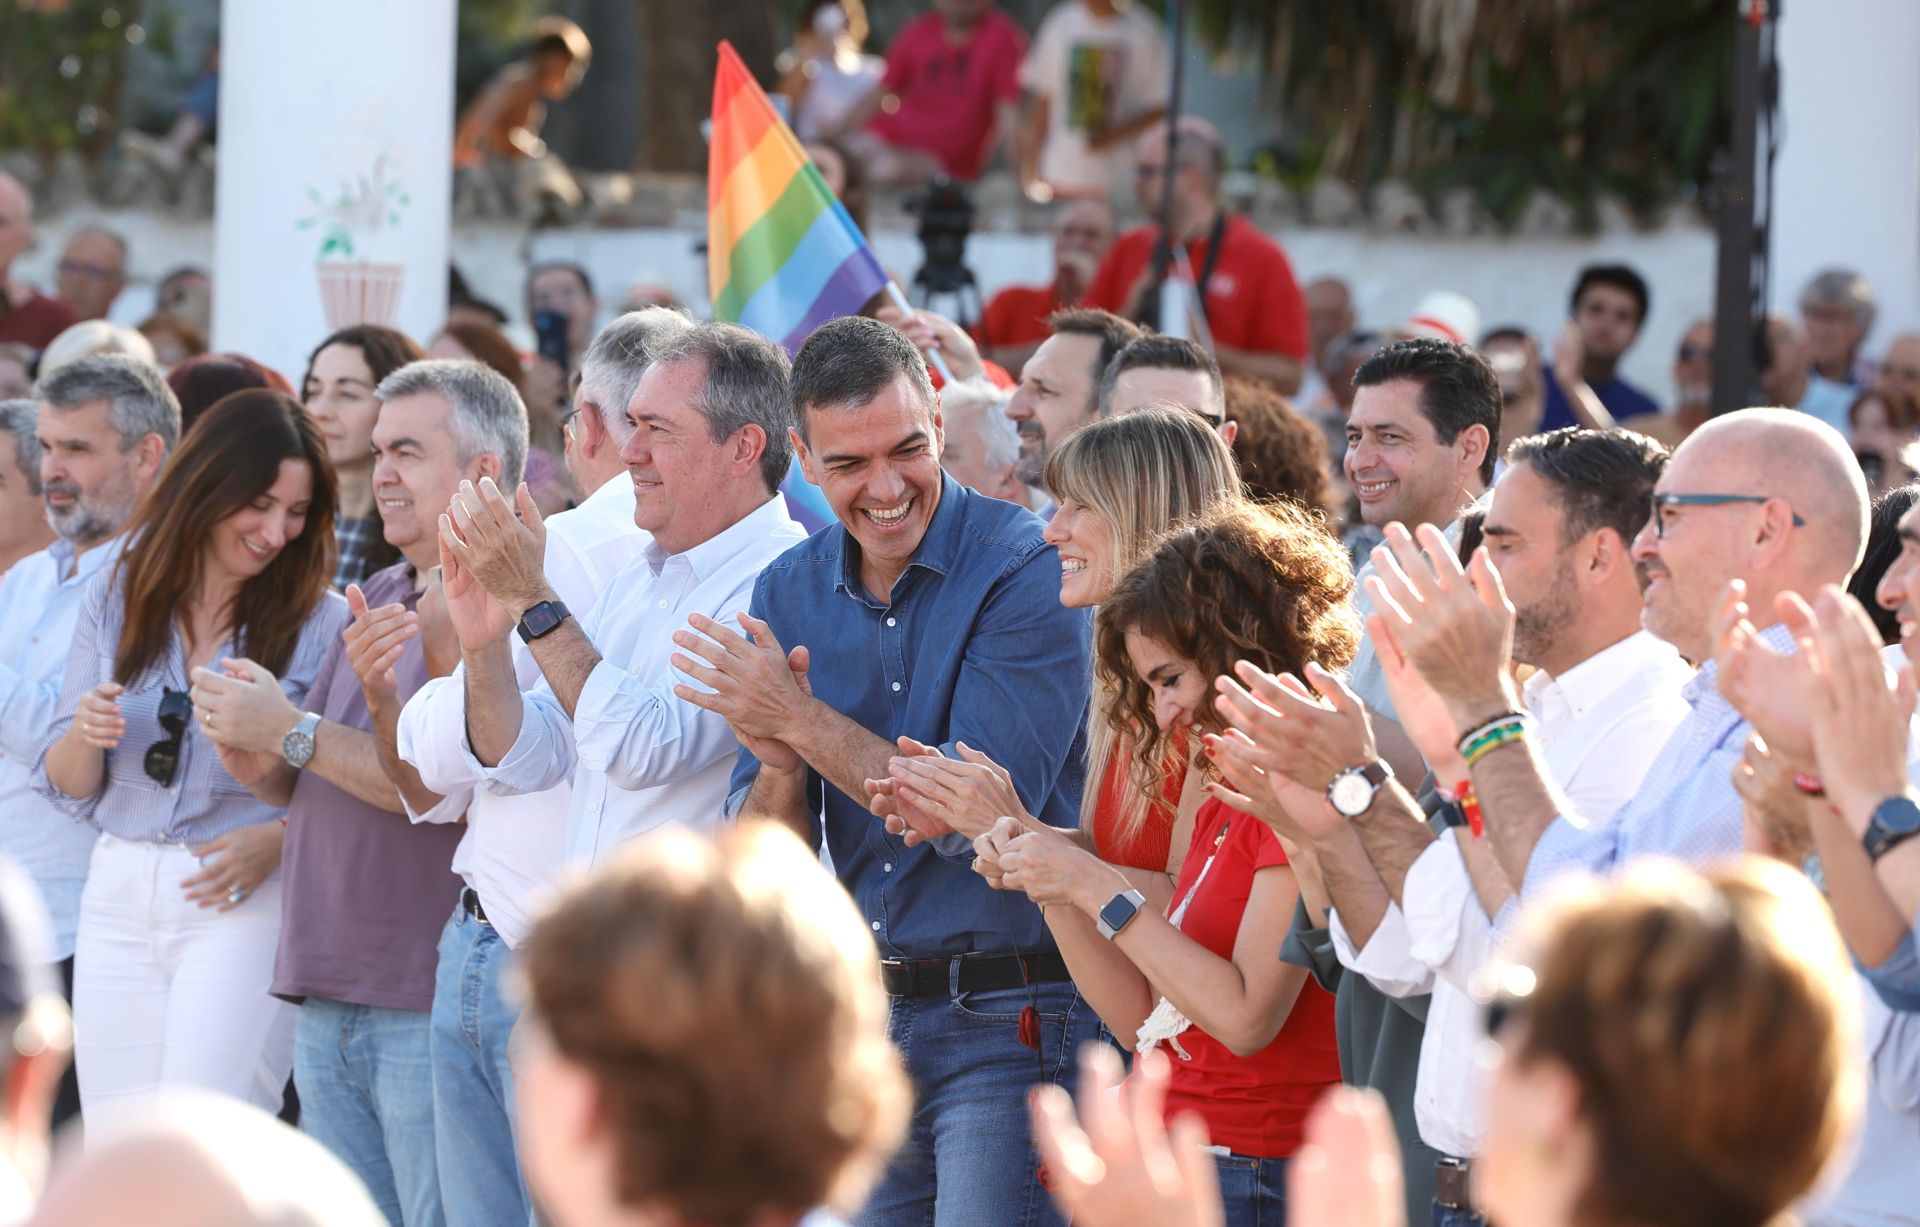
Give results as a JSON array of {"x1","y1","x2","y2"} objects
[{"x1": 192, "y1": 359, "x2": 529, "y2": 1226}]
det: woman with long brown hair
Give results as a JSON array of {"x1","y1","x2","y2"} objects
[{"x1": 33, "y1": 390, "x2": 349, "y2": 1126}]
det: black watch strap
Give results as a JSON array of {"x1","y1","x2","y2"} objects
[
  {"x1": 516, "y1": 599, "x2": 571, "y2": 644},
  {"x1": 1863, "y1": 795, "x2": 1920, "y2": 863}
]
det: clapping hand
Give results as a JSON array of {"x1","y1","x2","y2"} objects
[
  {"x1": 189, "y1": 658, "x2": 296, "y2": 756},
  {"x1": 1802, "y1": 585, "x2": 1918, "y2": 832},
  {"x1": 878, "y1": 740, "x2": 1028, "y2": 841},
  {"x1": 1732, "y1": 734, "x2": 1813, "y2": 864},
  {"x1": 342, "y1": 582, "x2": 419, "y2": 711},
  {"x1": 673, "y1": 612, "x2": 814, "y2": 775},
  {"x1": 440, "y1": 477, "x2": 553, "y2": 620},
  {"x1": 864, "y1": 736, "x2": 956, "y2": 845},
  {"x1": 437, "y1": 516, "x2": 515, "y2": 651},
  {"x1": 1289, "y1": 1087, "x2": 1408, "y2": 1227},
  {"x1": 1029, "y1": 1045, "x2": 1224, "y2": 1227},
  {"x1": 1366, "y1": 523, "x2": 1519, "y2": 729},
  {"x1": 1210, "y1": 662, "x2": 1372, "y2": 845},
  {"x1": 1712, "y1": 579, "x2": 1819, "y2": 773}
]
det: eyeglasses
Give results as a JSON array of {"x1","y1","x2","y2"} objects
[
  {"x1": 1651, "y1": 492, "x2": 1806, "y2": 539},
  {"x1": 143, "y1": 688, "x2": 191, "y2": 787},
  {"x1": 1677, "y1": 343, "x2": 1712, "y2": 362}
]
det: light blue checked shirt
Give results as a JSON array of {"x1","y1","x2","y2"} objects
[
  {"x1": 1519, "y1": 625, "x2": 1787, "y2": 899},
  {"x1": 31, "y1": 564, "x2": 349, "y2": 845}
]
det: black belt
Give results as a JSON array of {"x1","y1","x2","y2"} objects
[
  {"x1": 879, "y1": 952, "x2": 1071, "y2": 997},
  {"x1": 461, "y1": 886, "x2": 491, "y2": 926},
  {"x1": 1434, "y1": 1157, "x2": 1474, "y2": 1212}
]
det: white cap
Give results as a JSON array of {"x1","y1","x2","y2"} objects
[{"x1": 1406, "y1": 291, "x2": 1481, "y2": 347}]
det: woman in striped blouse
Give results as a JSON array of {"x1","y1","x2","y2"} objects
[{"x1": 35, "y1": 390, "x2": 350, "y2": 1126}]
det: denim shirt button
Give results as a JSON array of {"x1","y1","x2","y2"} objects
[{"x1": 890, "y1": 681, "x2": 902, "y2": 692}]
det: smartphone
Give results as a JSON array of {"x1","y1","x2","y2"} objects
[{"x1": 534, "y1": 309, "x2": 570, "y2": 374}]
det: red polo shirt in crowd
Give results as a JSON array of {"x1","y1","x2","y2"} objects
[
  {"x1": 869, "y1": 9, "x2": 1027, "y2": 181},
  {"x1": 977, "y1": 278, "x2": 1070, "y2": 351},
  {"x1": 1084, "y1": 214, "x2": 1309, "y2": 361},
  {"x1": 0, "y1": 291, "x2": 77, "y2": 349}
]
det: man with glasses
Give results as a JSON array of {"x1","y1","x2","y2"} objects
[
  {"x1": 0, "y1": 355, "x2": 174, "y2": 1130},
  {"x1": 1096, "y1": 332, "x2": 1234, "y2": 444},
  {"x1": 1082, "y1": 116, "x2": 1308, "y2": 392},
  {"x1": 53, "y1": 227, "x2": 128, "y2": 324},
  {"x1": 1362, "y1": 406, "x2": 1869, "y2": 899}
]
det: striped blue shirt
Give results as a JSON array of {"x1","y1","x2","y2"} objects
[
  {"x1": 1519, "y1": 625, "x2": 1788, "y2": 897},
  {"x1": 31, "y1": 564, "x2": 349, "y2": 845}
]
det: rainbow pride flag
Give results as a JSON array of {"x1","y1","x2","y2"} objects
[{"x1": 708, "y1": 40, "x2": 889, "y2": 354}]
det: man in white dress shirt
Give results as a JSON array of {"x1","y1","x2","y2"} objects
[
  {"x1": 1225, "y1": 427, "x2": 1687, "y2": 1225},
  {"x1": 387, "y1": 310, "x2": 685, "y2": 1227},
  {"x1": 430, "y1": 321, "x2": 805, "y2": 867},
  {"x1": 0, "y1": 356, "x2": 174, "y2": 1129},
  {"x1": 1330, "y1": 428, "x2": 1694, "y2": 1204}
]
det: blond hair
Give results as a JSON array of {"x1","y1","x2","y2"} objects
[
  {"x1": 1044, "y1": 406, "x2": 1246, "y2": 845},
  {"x1": 520, "y1": 823, "x2": 909, "y2": 1224}
]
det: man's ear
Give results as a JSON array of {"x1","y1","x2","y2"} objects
[{"x1": 791, "y1": 426, "x2": 818, "y2": 486}]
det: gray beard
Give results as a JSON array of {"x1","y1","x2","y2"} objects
[{"x1": 46, "y1": 488, "x2": 134, "y2": 548}]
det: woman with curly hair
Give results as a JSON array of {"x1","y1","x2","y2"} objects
[
  {"x1": 1223, "y1": 375, "x2": 1336, "y2": 516},
  {"x1": 967, "y1": 502, "x2": 1359, "y2": 1225}
]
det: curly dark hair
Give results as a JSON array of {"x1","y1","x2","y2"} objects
[
  {"x1": 1223, "y1": 375, "x2": 1334, "y2": 513},
  {"x1": 1096, "y1": 501, "x2": 1361, "y2": 802}
]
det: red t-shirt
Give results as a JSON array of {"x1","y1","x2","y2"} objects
[
  {"x1": 1152, "y1": 797, "x2": 1340, "y2": 1158},
  {"x1": 0, "y1": 291, "x2": 78, "y2": 349},
  {"x1": 1088, "y1": 737, "x2": 1183, "y2": 872},
  {"x1": 977, "y1": 280, "x2": 1068, "y2": 350},
  {"x1": 1083, "y1": 215, "x2": 1309, "y2": 361},
  {"x1": 929, "y1": 357, "x2": 1015, "y2": 392},
  {"x1": 870, "y1": 10, "x2": 1027, "y2": 181}
]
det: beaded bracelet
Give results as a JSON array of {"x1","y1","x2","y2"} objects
[{"x1": 1458, "y1": 714, "x2": 1529, "y2": 764}]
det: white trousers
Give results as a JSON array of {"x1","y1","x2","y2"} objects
[{"x1": 73, "y1": 833, "x2": 294, "y2": 1131}]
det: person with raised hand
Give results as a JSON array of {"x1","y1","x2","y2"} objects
[
  {"x1": 432, "y1": 323, "x2": 806, "y2": 870},
  {"x1": 189, "y1": 357, "x2": 523, "y2": 1225},
  {"x1": 973, "y1": 502, "x2": 1353, "y2": 1225},
  {"x1": 1030, "y1": 1045, "x2": 1222, "y2": 1227},
  {"x1": 32, "y1": 390, "x2": 348, "y2": 1127}
]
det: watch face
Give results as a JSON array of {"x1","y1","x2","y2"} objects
[
  {"x1": 1881, "y1": 798, "x2": 1920, "y2": 836},
  {"x1": 283, "y1": 731, "x2": 315, "y2": 766},
  {"x1": 1329, "y1": 771, "x2": 1373, "y2": 817},
  {"x1": 524, "y1": 605, "x2": 560, "y2": 636}
]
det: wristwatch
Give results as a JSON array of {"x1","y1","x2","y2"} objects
[
  {"x1": 281, "y1": 711, "x2": 322, "y2": 769},
  {"x1": 516, "y1": 599, "x2": 571, "y2": 644},
  {"x1": 1328, "y1": 760, "x2": 1393, "y2": 818},
  {"x1": 1862, "y1": 795, "x2": 1920, "y2": 863},
  {"x1": 1095, "y1": 889, "x2": 1148, "y2": 941}
]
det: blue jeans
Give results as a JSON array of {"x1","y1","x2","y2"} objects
[
  {"x1": 1431, "y1": 1200, "x2": 1486, "y2": 1227},
  {"x1": 1214, "y1": 1153, "x2": 1289, "y2": 1227},
  {"x1": 430, "y1": 903, "x2": 530, "y2": 1227},
  {"x1": 295, "y1": 998, "x2": 444, "y2": 1227},
  {"x1": 855, "y1": 978, "x2": 1099, "y2": 1227}
]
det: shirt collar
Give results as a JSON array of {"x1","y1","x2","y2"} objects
[
  {"x1": 578, "y1": 469, "x2": 632, "y2": 511},
  {"x1": 644, "y1": 494, "x2": 797, "y2": 581},
  {"x1": 50, "y1": 532, "x2": 121, "y2": 584},
  {"x1": 833, "y1": 473, "x2": 967, "y2": 599},
  {"x1": 1523, "y1": 629, "x2": 1684, "y2": 723}
]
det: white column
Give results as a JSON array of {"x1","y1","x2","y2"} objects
[
  {"x1": 1770, "y1": 0, "x2": 1920, "y2": 351},
  {"x1": 211, "y1": 0, "x2": 454, "y2": 379}
]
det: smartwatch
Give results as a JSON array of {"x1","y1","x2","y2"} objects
[
  {"x1": 516, "y1": 599, "x2": 571, "y2": 644},
  {"x1": 1862, "y1": 795, "x2": 1920, "y2": 863},
  {"x1": 281, "y1": 711, "x2": 322, "y2": 769},
  {"x1": 1095, "y1": 889, "x2": 1148, "y2": 941},
  {"x1": 1328, "y1": 760, "x2": 1394, "y2": 818}
]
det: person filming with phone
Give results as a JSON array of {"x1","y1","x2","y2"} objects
[
  {"x1": 32, "y1": 390, "x2": 349, "y2": 1129},
  {"x1": 523, "y1": 262, "x2": 599, "y2": 458}
]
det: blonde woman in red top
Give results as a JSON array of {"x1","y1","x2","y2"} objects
[{"x1": 967, "y1": 503, "x2": 1358, "y2": 1226}]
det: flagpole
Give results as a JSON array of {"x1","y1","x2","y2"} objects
[{"x1": 885, "y1": 280, "x2": 957, "y2": 383}]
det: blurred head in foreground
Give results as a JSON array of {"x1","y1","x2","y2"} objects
[
  {"x1": 1477, "y1": 858, "x2": 1861, "y2": 1227},
  {"x1": 517, "y1": 823, "x2": 909, "y2": 1227}
]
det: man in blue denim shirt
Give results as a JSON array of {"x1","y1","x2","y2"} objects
[{"x1": 678, "y1": 316, "x2": 1096, "y2": 1226}]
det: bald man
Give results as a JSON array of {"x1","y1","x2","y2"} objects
[
  {"x1": 0, "y1": 174, "x2": 78, "y2": 351},
  {"x1": 53, "y1": 227, "x2": 127, "y2": 323},
  {"x1": 1367, "y1": 407, "x2": 1868, "y2": 898},
  {"x1": 1880, "y1": 332, "x2": 1920, "y2": 407},
  {"x1": 32, "y1": 1092, "x2": 386, "y2": 1227}
]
